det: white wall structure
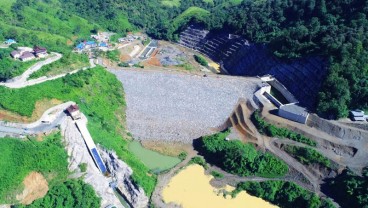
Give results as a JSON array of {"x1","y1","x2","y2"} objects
[{"x1": 279, "y1": 104, "x2": 309, "y2": 124}]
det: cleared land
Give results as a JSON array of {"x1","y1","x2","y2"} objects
[{"x1": 111, "y1": 69, "x2": 260, "y2": 143}]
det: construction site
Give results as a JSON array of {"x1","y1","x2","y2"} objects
[
  {"x1": 109, "y1": 25, "x2": 368, "y2": 207},
  {"x1": 0, "y1": 25, "x2": 367, "y2": 208}
]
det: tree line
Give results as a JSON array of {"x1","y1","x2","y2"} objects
[{"x1": 197, "y1": 130, "x2": 289, "y2": 178}]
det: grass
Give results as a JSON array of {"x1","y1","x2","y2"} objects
[
  {"x1": 106, "y1": 50, "x2": 120, "y2": 62},
  {"x1": 0, "y1": 132, "x2": 69, "y2": 204},
  {"x1": 283, "y1": 145, "x2": 331, "y2": 168},
  {"x1": 194, "y1": 54, "x2": 208, "y2": 66},
  {"x1": 28, "y1": 52, "x2": 89, "y2": 79},
  {"x1": 0, "y1": 67, "x2": 157, "y2": 196},
  {"x1": 161, "y1": 0, "x2": 181, "y2": 8},
  {"x1": 2, "y1": 0, "x2": 95, "y2": 40},
  {"x1": 252, "y1": 110, "x2": 317, "y2": 147},
  {"x1": 188, "y1": 157, "x2": 208, "y2": 169},
  {"x1": 169, "y1": 6, "x2": 210, "y2": 37},
  {"x1": 177, "y1": 62, "x2": 194, "y2": 70},
  {"x1": 79, "y1": 163, "x2": 87, "y2": 172},
  {"x1": 211, "y1": 170, "x2": 224, "y2": 179},
  {"x1": 128, "y1": 140, "x2": 181, "y2": 173}
]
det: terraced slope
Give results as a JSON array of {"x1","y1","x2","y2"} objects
[{"x1": 179, "y1": 25, "x2": 328, "y2": 109}]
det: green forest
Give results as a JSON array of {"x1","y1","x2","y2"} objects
[
  {"x1": 323, "y1": 167, "x2": 368, "y2": 208},
  {"x1": 233, "y1": 181, "x2": 335, "y2": 208},
  {"x1": 17, "y1": 180, "x2": 101, "y2": 208},
  {"x1": 197, "y1": 130, "x2": 289, "y2": 177},
  {"x1": 0, "y1": 67, "x2": 157, "y2": 196},
  {"x1": 0, "y1": 133, "x2": 69, "y2": 203}
]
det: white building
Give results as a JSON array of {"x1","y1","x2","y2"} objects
[
  {"x1": 350, "y1": 110, "x2": 367, "y2": 121},
  {"x1": 278, "y1": 104, "x2": 309, "y2": 124}
]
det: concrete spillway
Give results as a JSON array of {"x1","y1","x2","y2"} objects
[{"x1": 75, "y1": 120, "x2": 107, "y2": 174}]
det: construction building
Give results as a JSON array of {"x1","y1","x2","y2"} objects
[{"x1": 66, "y1": 104, "x2": 82, "y2": 120}]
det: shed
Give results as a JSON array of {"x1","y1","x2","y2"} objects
[
  {"x1": 350, "y1": 110, "x2": 364, "y2": 117},
  {"x1": 278, "y1": 104, "x2": 309, "y2": 124},
  {"x1": 33, "y1": 46, "x2": 47, "y2": 57},
  {"x1": 11, "y1": 50, "x2": 21, "y2": 59},
  {"x1": 19, "y1": 52, "x2": 35, "y2": 61},
  {"x1": 66, "y1": 104, "x2": 81, "y2": 120}
]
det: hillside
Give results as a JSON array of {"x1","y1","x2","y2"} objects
[
  {"x1": 0, "y1": 0, "x2": 367, "y2": 207},
  {"x1": 0, "y1": 0, "x2": 97, "y2": 80},
  {"x1": 62, "y1": 0, "x2": 368, "y2": 119}
]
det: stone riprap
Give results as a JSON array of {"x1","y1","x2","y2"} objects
[{"x1": 111, "y1": 69, "x2": 261, "y2": 143}]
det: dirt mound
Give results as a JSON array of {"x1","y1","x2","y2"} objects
[{"x1": 16, "y1": 172, "x2": 49, "y2": 205}]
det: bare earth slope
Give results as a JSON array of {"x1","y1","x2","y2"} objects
[{"x1": 111, "y1": 69, "x2": 261, "y2": 143}]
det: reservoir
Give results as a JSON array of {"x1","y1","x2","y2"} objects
[{"x1": 162, "y1": 164, "x2": 278, "y2": 208}]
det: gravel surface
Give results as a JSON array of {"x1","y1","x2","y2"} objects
[
  {"x1": 61, "y1": 116, "x2": 124, "y2": 208},
  {"x1": 111, "y1": 69, "x2": 261, "y2": 143}
]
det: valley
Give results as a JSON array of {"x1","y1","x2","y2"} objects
[{"x1": 0, "y1": 0, "x2": 367, "y2": 208}]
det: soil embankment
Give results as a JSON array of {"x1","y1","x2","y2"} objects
[{"x1": 16, "y1": 172, "x2": 48, "y2": 205}]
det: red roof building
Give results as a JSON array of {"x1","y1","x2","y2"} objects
[
  {"x1": 33, "y1": 46, "x2": 47, "y2": 57},
  {"x1": 66, "y1": 104, "x2": 81, "y2": 120}
]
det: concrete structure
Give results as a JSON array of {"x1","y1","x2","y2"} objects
[
  {"x1": 260, "y1": 75, "x2": 298, "y2": 103},
  {"x1": 75, "y1": 120, "x2": 107, "y2": 174},
  {"x1": 258, "y1": 75, "x2": 310, "y2": 124},
  {"x1": 19, "y1": 52, "x2": 35, "y2": 61},
  {"x1": 279, "y1": 104, "x2": 309, "y2": 124},
  {"x1": 350, "y1": 110, "x2": 367, "y2": 121}
]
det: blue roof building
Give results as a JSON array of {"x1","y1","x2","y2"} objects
[
  {"x1": 86, "y1": 41, "x2": 96, "y2": 45},
  {"x1": 99, "y1": 42, "x2": 108, "y2": 47},
  {"x1": 76, "y1": 43, "x2": 85, "y2": 50},
  {"x1": 5, "y1": 39, "x2": 16, "y2": 45}
]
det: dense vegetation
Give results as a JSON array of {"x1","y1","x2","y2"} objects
[
  {"x1": 0, "y1": 132, "x2": 69, "y2": 203},
  {"x1": 252, "y1": 111, "x2": 317, "y2": 147},
  {"x1": 61, "y1": 0, "x2": 368, "y2": 118},
  {"x1": 18, "y1": 180, "x2": 101, "y2": 208},
  {"x1": 193, "y1": 54, "x2": 208, "y2": 66},
  {"x1": 188, "y1": 156, "x2": 208, "y2": 169},
  {"x1": 198, "y1": 130, "x2": 289, "y2": 177},
  {"x1": 323, "y1": 167, "x2": 368, "y2": 208},
  {"x1": 283, "y1": 145, "x2": 331, "y2": 168},
  {"x1": 0, "y1": 0, "x2": 96, "y2": 81},
  {"x1": 0, "y1": 47, "x2": 39, "y2": 81},
  {"x1": 0, "y1": 67, "x2": 157, "y2": 196},
  {"x1": 232, "y1": 181, "x2": 335, "y2": 208}
]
